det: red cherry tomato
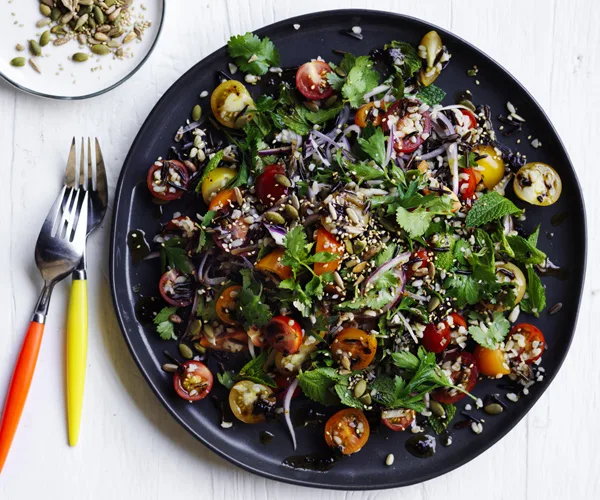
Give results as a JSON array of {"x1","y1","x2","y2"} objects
[
  {"x1": 448, "y1": 312, "x2": 467, "y2": 330},
  {"x1": 296, "y1": 61, "x2": 334, "y2": 101},
  {"x1": 255, "y1": 164, "x2": 288, "y2": 207},
  {"x1": 509, "y1": 323, "x2": 546, "y2": 364},
  {"x1": 212, "y1": 218, "x2": 250, "y2": 252},
  {"x1": 274, "y1": 375, "x2": 301, "y2": 400},
  {"x1": 406, "y1": 249, "x2": 431, "y2": 280},
  {"x1": 264, "y1": 316, "x2": 303, "y2": 355},
  {"x1": 458, "y1": 168, "x2": 480, "y2": 200},
  {"x1": 164, "y1": 216, "x2": 197, "y2": 238},
  {"x1": 158, "y1": 269, "x2": 194, "y2": 307},
  {"x1": 381, "y1": 408, "x2": 416, "y2": 432},
  {"x1": 200, "y1": 329, "x2": 249, "y2": 352},
  {"x1": 314, "y1": 228, "x2": 344, "y2": 276},
  {"x1": 147, "y1": 160, "x2": 189, "y2": 201},
  {"x1": 173, "y1": 360, "x2": 213, "y2": 402},
  {"x1": 432, "y1": 351, "x2": 478, "y2": 404},
  {"x1": 382, "y1": 99, "x2": 432, "y2": 154},
  {"x1": 422, "y1": 321, "x2": 451, "y2": 353},
  {"x1": 459, "y1": 109, "x2": 477, "y2": 129}
]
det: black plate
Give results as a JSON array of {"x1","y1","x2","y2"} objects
[{"x1": 109, "y1": 9, "x2": 586, "y2": 490}]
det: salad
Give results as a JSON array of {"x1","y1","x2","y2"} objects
[{"x1": 138, "y1": 28, "x2": 562, "y2": 460}]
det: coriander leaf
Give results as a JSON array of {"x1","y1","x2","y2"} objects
[
  {"x1": 347, "y1": 161, "x2": 386, "y2": 181},
  {"x1": 506, "y1": 234, "x2": 547, "y2": 265},
  {"x1": 468, "y1": 311, "x2": 510, "y2": 349},
  {"x1": 153, "y1": 306, "x2": 177, "y2": 325},
  {"x1": 282, "y1": 226, "x2": 311, "y2": 271},
  {"x1": 520, "y1": 266, "x2": 546, "y2": 317},
  {"x1": 197, "y1": 150, "x2": 225, "y2": 187},
  {"x1": 226, "y1": 32, "x2": 280, "y2": 75},
  {"x1": 327, "y1": 53, "x2": 357, "y2": 90},
  {"x1": 237, "y1": 269, "x2": 272, "y2": 328},
  {"x1": 396, "y1": 206, "x2": 434, "y2": 238},
  {"x1": 357, "y1": 126, "x2": 387, "y2": 165},
  {"x1": 160, "y1": 239, "x2": 193, "y2": 273},
  {"x1": 156, "y1": 321, "x2": 177, "y2": 341},
  {"x1": 236, "y1": 350, "x2": 276, "y2": 388},
  {"x1": 429, "y1": 403, "x2": 456, "y2": 434},
  {"x1": 391, "y1": 351, "x2": 420, "y2": 371},
  {"x1": 217, "y1": 371, "x2": 235, "y2": 389},
  {"x1": 307, "y1": 252, "x2": 338, "y2": 264},
  {"x1": 415, "y1": 84, "x2": 446, "y2": 106},
  {"x1": 446, "y1": 274, "x2": 481, "y2": 307},
  {"x1": 297, "y1": 367, "x2": 341, "y2": 406},
  {"x1": 334, "y1": 383, "x2": 365, "y2": 410},
  {"x1": 466, "y1": 192, "x2": 522, "y2": 227},
  {"x1": 385, "y1": 41, "x2": 422, "y2": 78},
  {"x1": 342, "y1": 56, "x2": 380, "y2": 108},
  {"x1": 196, "y1": 296, "x2": 219, "y2": 323},
  {"x1": 303, "y1": 104, "x2": 344, "y2": 125}
]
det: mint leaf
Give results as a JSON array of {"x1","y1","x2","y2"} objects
[
  {"x1": 385, "y1": 41, "x2": 422, "y2": 78},
  {"x1": 506, "y1": 234, "x2": 547, "y2": 265},
  {"x1": 349, "y1": 162, "x2": 386, "y2": 181},
  {"x1": 357, "y1": 126, "x2": 387, "y2": 165},
  {"x1": 197, "y1": 150, "x2": 225, "y2": 187},
  {"x1": 429, "y1": 403, "x2": 456, "y2": 434},
  {"x1": 227, "y1": 33, "x2": 280, "y2": 75},
  {"x1": 468, "y1": 312, "x2": 510, "y2": 349},
  {"x1": 415, "y1": 84, "x2": 446, "y2": 106},
  {"x1": 297, "y1": 367, "x2": 341, "y2": 405},
  {"x1": 466, "y1": 192, "x2": 522, "y2": 227},
  {"x1": 520, "y1": 266, "x2": 546, "y2": 317},
  {"x1": 334, "y1": 383, "x2": 365, "y2": 410},
  {"x1": 236, "y1": 351, "x2": 276, "y2": 388},
  {"x1": 528, "y1": 225, "x2": 540, "y2": 246},
  {"x1": 342, "y1": 56, "x2": 380, "y2": 108}
]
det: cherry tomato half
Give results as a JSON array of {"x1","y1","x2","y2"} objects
[
  {"x1": 296, "y1": 61, "x2": 334, "y2": 101},
  {"x1": 210, "y1": 80, "x2": 255, "y2": 128},
  {"x1": 255, "y1": 164, "x2": 288, "y2": 207},
  {"x1": 215, "y1": 285, "x2": 241, "y2": 325},
  {"x1": 330, "y1": 328, "x2": 377, "y2": 371},
  {"x1": 382, "y1": 99, "x2": 432, "y2": 154},
  {"x1": 459, "y1": 108, "x2": 478, "y2": 129},
  {"x1": 158, "y1": 269, "x2": 194, "y2": 307},
  {"x1": 314, "y1": 228, "x2": 344, "y2": 276},
  {"x1": 381, "y1": 408, "x2": 416, "y2": 432},
  {"x1": 229, "y1": 380, "x2": 275, "y2": 424},
  {"x1": 165, "y1": 216, "x2": 197, "y2": 239},
  {"x1": 406, "y1": 249, "x2": 432, "y2": 280},
  {"x1": 212, "y1": 217, "x2": 250, "y2": 253},
  {"x1": 208, "y1": 188, "x2": 237, "y2": 212},
  {"x1": 255, "y1": 248, "x2": 292, "y2": 280},
  {"x1": 474, "y1": 345, "x2": 510, "y2": 377},
  {"x1": 147, "y1": 160, "x2": 189, "y2": 201},
  {"x1": 472, "y1": 144, "x2": 505, "y2": 190},
  {"x1": 508, "y1": 323, "x2": 546, "y2": 364},
  {"x1": 432, "y1": 351, "x2": 478, "y2": 404},
  {"x1": 355, "y1": 102, "x2": 384, "y2": 128},
  {"x1": 173, "y1": 361, "x2": 213, "y2": 402},
  {"x1": 422, "y1": 321, "x2": 451, "y2": 354},
  {"x1": 200, "y1": 329, "x2": 249, "y2": 353},
  {"x1": 458, "y1": 167, "x2": 480, "y2": 200},
  {"x1": 324, "y1": 408, "x2": 370, "y2": 455},
  {"x1": 264, "y1": 316, "x2": 303, "y2": 355}
]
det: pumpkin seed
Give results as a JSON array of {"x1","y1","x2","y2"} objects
[
  {"x1": 353, "y1": 379, "x2": 367, "y2": 398},
  {"x1": 353, "y1": 239, "x2": 367, "y2": 255},
  {"x1": 284, "y1": 204, "x2": 299, "y2": 220},
  {"x1": 430, "y1": 400, "x2": 446, "y2": 418},
  {"x1": 427, "y1": 296, "x2": 441, "y2": 312},
  {"x1": 274, "y1": 173, "x2": 291, "y2": 187},
  {"x1": 51, "y1": 25, "x2": 67, "y2": 35},
  {"x1": 29, "y1": 40, "x2": 42, "y2": 57},
  {"x1": 91, "y1": 44, "x2": 111, "y2": 55},
  {"x1": 72, "y1": 52, "x2": 89, "y2": 62},
  {"x1": 10, "y1": 57, "x2": 26, "y2": 67},
  {"x1": 193, "y1": 342, "x2": 206, "y2": 354},
  {"x1": 178, "y1": 343, "x2": 194, "y2": 360},
  {"x1": 191, "y1": 104, "x2": 202, "y2": 122},
  {"x1": 29, "y1": 58, "x2": 42, "y2": 74},
  {"x1": 94, "y1": 32, "x2": 109, "y2": 42},
  {"x1": 323, "y1": 94, "x2": 338, "y2": 109},
  {"x1": 123, "y1": 31, "x2": 137, "y2": 44},
  {"x1": 41, "y1": 0, "x2": 54, "y2": 6},
  {"x1": 335, "y1": 66, "x2": 347, "y2": 78},
  {"x1": 79, "y1": 0, "x2": 95, "y2": 4},
  {"x1": 15, "y1": 43, "x2": 24, "y2": 52},
  {"x1": 88, "y1": 17, "x2": 97, "y2": 29},
  {"x1": 483, "y1": 403, "x2": 504, "y2": 415},
  {"x1": 189, "y1": 319, "x2": 202, "y2": 336},
  {"x1": 36, "y1": 18, "x2": 51, "y2": 28},
  {"x1": 108, "y1": 7, "x2": 121, "y2": 22},
  {"x1": 53, "y1": 37, "x2": 69, "y2": 46},
  {"x1": 458, "y1": 99, "x2": 476, "y2": 112},
  {"x1": 93, "y1": 6, "x2": 105, "y2": 25},
  {"x1": 162, "y1": 363, "x2": 178, "y2": 373},
  {"x1": 344, "y1": 239, "x2": 353, "y2": 254},
  {"x1": 264, "y1": 211, "x2": 286, "y2": 225},
  {"x1": 74, "y1": 13, "x2": 89, "y2": 31},
  {"x1": 40, "y1": 4, "x2": 52, "y2": 17},
  {"x1": 79, "y1": 4, "x2": 93, "y2": 15},
  {"x1": 304, "y1": 101, "x2": 319, "y2": 112},
  {"x1": 50, "y1": 8, "x2": 61, "y2": 22},
  {"x1": 39, "y1": 30, "x2": 51, "y2": 47},
  {"x1": 107, "y1": 39, "x2": 121, "y2": 48},
  {"x1": 203, "y1": 324, "x2": 215, "y2": 339},
  {"x1": 105, "y1": 0, "x2": 116, "y2": 6},
  {"x1": 359, "y1": 393, "x2": 372, "y2": 405}
]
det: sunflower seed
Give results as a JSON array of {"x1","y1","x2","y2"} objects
[
  {"x1": 178, "y1": 343, "x2": 194, "y2": 360},
  {"x1": 15, "y1": 43, "x2": 24, "y2": 52},
  {"x1": 162, "y1": 363, "x2": 178, "y2": 373},
  {"x1": 78, "y1": 33, "x2": 87, "y2": 45},
  {"x1": 385, "y1": 454, "x2": 395, "y2": 466},
  {"x1": 290, "y1": 193, "x2": 300, "y2": 210},
  {"x1": 123, "y1": 31, "x2": 137, "y2": 44},
  {"x1": 333, "y1": 271, "x2": 344, "y2": 290},
  {"x1": 107, "y1": 39, "x2": 121, "y2": 48},
  {"x1": 108, "y1": 7, "x2": 121, "y2": 22},
  {"x1": 9, "y1": 57, "x2": 26, "y2": 67},
  {"x1": 94, "y1": 32, "x2": 109, "y2": 42},
  {"x1": 53, "y1": 37, "x2": 69, "y2": 46},
  {"x1": 341, "y1": 355, "x2": 351, "y2": 370},
  {"x1": 41, "y1": 0, "x2": 55, "y2": 6},
  {"x1": 36, "y1": 18, "x2": 51, "y2": 28},
  {"x1": 29, "y1": 58, "x2": 42, "y2": 74},
  {"x1": 233, "y1": 187, "x2": 243, "y2": 205},
  {"x1": 96, "y1": 24, "x2": 111, "y2": 33}
]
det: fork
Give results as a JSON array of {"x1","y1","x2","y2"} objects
[
  {"x1": 0, "y1": 185, "x2": 88, "y2": 473},
  {"x1": 64, "y1": 138, "x2": 107, "y2": 447}
]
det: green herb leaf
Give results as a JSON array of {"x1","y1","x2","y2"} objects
[
  {"x1": 235, "y1": 350, "x2": 276, "y2": 388},
  {"x1": 446, "y1": 274, "x2": 481, "y2": 307},
  {"x1": 429, "y1": 403, "x2": 456, "y2": 434},
  {"x1": 506, "y1": 234, "x2": 547, "y2": 265},
  {"x1": 237, "y1": 269, "x2": 272, "y2": 329},
  {"x1": 385, "y1": 41, "x2": 422, "y2": 78},
  {"x1": 342, "y1": 56, "x2": 380, "y2": 108},
  {"x1": 520, "y1": 266, "x2": 546, "y2": 317},
  {"x1": 415, "y1": 84, "x2": 446, "y2": 106},
  {"x1": 297, "y1": 367, "x2": 341, "y2": 406},
  {"x1": 217, "y1": 371, "x2": 235, "y2": 389},
  {"x1": 391, "y1": 351, "x2": 420, "y2": 371},
  {"x1": 465, "y1": 192, "x2": 522, "y2": 227},
  {"x1": 357, "y1": 126, "x2": 387, "y2": 165},
  {"x1": 197, "y1": 150, "x2": 225, "y2": 186},
  {"x1": 468, "y1": 311, "x2": 510, "y2": 349},
  {"x1": 396, "y1": 206, "x2": 434, "y2": 239},
  {"x1": 226, "y1": 32, "x2": 280, "y2": 75},
  {"x1": 327, "y1": 53, "x2": 357, "y2": 91},
  {"x1": 160, "y1": 239, "x2": 193, "y2": 273},
  {"x1": 334, "y1": 383, "x2": 365, "y2": 410},
  {"x1": 154, "y1": 306, "x2": 177, "y2": 325},
  {"x1": 154, "y1": 306, "x2": 178, "y2": 341}
]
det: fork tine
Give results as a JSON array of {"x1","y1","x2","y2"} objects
[
  {"x1": 45, "y1": 186, "x2": 67, "y2": 237},
  {"x1": 94, "y1": 138, "x2": 107, "y2": 197},
  {"x1": 64, "y1": 189, "x2": 81, "y2": 239},
  {"x1": 55, "y1": 187, "x2": 75, "y2": 238},
  {"x1": 87, "y1": 137, "x2": 93, "y2": 191},
  {"x1": 72, "y1": 191, "x2": 89, "y2": 244},
  {"x1": 64, "y1": 138, "x2": 77, "y2": 188},
  {"x1": 79, "y1": 138, "x2": 85, "y2": 189}
]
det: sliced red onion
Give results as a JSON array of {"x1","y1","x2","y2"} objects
[
  {"x1": 447, "y1": 142, "x2": 459, "y2": 195},
  {"x1": 343, "y1": 124, "x2": 362, "y2": 138},
  {"x1": 435, "y1": 112, "x2": 456, "y2": 136},
  {"x1": 143, "y1": 251, "x2": 160, "y2": 261},
  {"x1": 363, "y1": 251, "x2": 411, "y2": 290},
  {"x1": 503, "y1": 214, "x2": 514, "y2": 234},
  {"x1": 284, "y1": 378, "x2": 299, "y2": 450},
  {"x1": 312, "y1": 130, "x2": 341, "y2": 148},
  {"x1": 363, "y1": 84, "x2": 391, "y2": 101},
  {"x1": 258, "y1": 146, "x2": 292, "y2": 156},
  {"x1": 396, "y1": 156, "x2": 406, "y2": 170},
  {"x1": 384, "y1": 124, "x2": 395, "y2": 167},
  {"x1": 309, "y1": 137, "x2": 330, "y2": 167},
  {"x1": 335, "y1": 105, "x2": 351, "y2": 127},
  {"x1": 248, "y1": 338, "x2": 256, "y2": 359},
  {"x1": 397, "y1": 312, "x2": 418, "y2": 344},
  {"x1": 417, "y1": 145, "x2": 447, "y2": 161},
  {"x1": 265, "y1": 224, "x2": 287, "y2": 246}
]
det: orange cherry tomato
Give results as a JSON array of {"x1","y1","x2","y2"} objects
[
  {"x1": 264, "y1": 316, "x2": 303, "y2": 355},
  {"x1": 314, "y1": 228, "x2": 344, "y2": 276},
  {"x1": 173, "y1": 361, "x2": 213, "y2": 402},
  {"x1": 215, "y1": 285, "x2": 241, "y2": 325},
  {"x1": 255, "y1": 248, "x2": 292, "y2": 280},
  {"x1": 330, "y1": 328, "x2": 377, "y2": 370},
  {"x1": 509, "y1": 323, "x2": 546, "y2": 364},
  {"x1": 474, "y1": 345, "x2": 511, "y2": 377},
  {"x1": 208, "y1": 188, "x2": 237, "y2": 212},
  {"x1": 324, "y1": 409, "x2": 370, "y2": 455},
  {"x1": 354, "y1": 102, "x2": 383, "y2": 128},
  {"x1": 200, "y1": 329, "x2": 249, "y2": 352},
  {"x1": 381, "y1": 408, "x2": 416, "y2": 432}
]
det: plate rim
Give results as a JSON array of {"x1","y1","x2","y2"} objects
[
  {"x1": 0, "y1": 0, "x2": 166, "y2": 101},
  {"x1": 109, "y1": 8, "x2": 587, "y2": 490}
]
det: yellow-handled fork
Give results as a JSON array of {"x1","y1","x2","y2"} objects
[{"x1": 64, "y1": 138, "x2": 107, "y2": 446}]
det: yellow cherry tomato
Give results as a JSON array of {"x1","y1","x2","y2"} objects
[
  {"x1": 495, "y1": 261, "x2": 527, "y2": 309},
  {"x1": 210, "y1": 80, "x2": 255, "y2": 128},
  {"x1": 228, "y1": 380, "x2": 275, "y2": 424},
  {"x1": 200, "y1": 167, "x2": 236, "y2": 204},
  {"x1": 472, "y1": 144, "x2": 505, "y2": 189},
  {"x1": 513, "y1": 162, "x2": 562, "y2": 206}
]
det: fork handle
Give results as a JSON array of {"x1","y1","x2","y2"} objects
[
  {"x1": 66, "y1": 273, "x2": 88, "y2": 447},
  {"x1": 0, "y1": 321, "x2": 45, "y2": 473}
]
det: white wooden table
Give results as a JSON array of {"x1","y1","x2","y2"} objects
[{"x1": 0, "y1": 1, "x2": 598, "y2": 498}]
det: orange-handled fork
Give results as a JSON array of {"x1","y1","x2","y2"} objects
[{"x1": 0, "y1": 184, "x2": 88, "y2": 473}]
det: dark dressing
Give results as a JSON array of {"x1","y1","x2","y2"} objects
[
  {"x1": 537, "y1": 259, "x2": 568, "y2": 281},
  {"x1": 259, "y1": 431, "x2": 274, "y2": 445},
  {"x1": 134, "y1": 296, "x2": 163, "y2": 325},
  {"x1": 282, "y1": 451, "x2": 342, "y2": 472},
  {"x1": 551, "y1": 212, "x2": 568, "y2": 227},
  {"x1": 292, "y1": 407, "x2": 327, "y2": 428},
  {"x1": 405, "y1": 435, "x2": 436, "y2": 459},
  {"x1": 127, "y1": 229, "x2": 151, "y2": 263}
]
